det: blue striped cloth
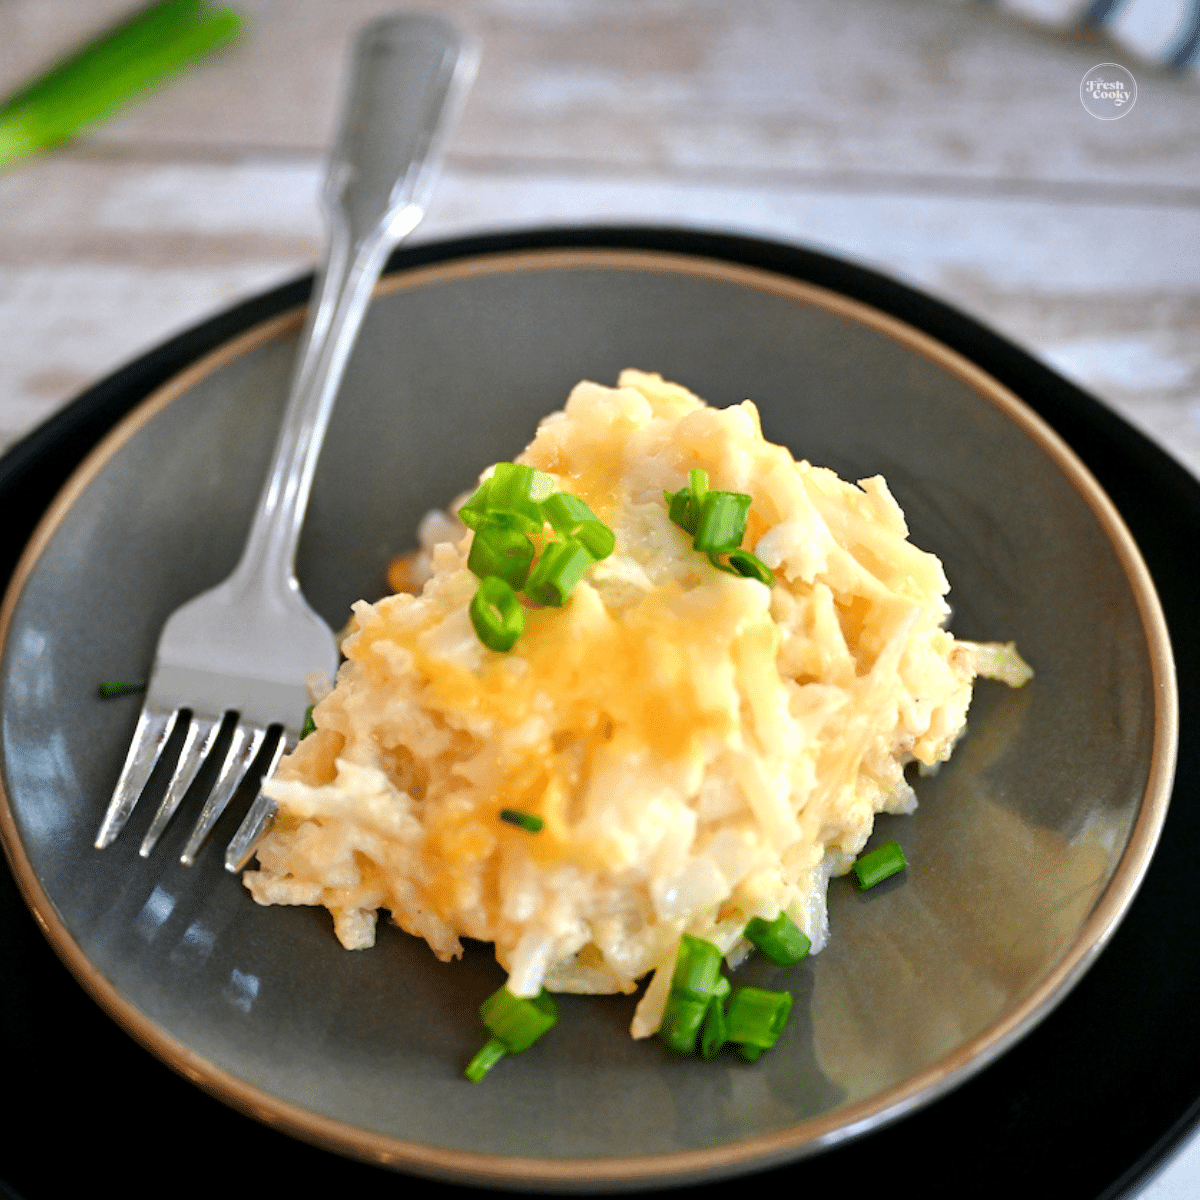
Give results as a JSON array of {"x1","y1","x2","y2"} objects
[{"x1": 971, "y1": 0, "x2": 1200, "y2": 73}]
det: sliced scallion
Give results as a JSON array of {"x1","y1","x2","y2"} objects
[
  {"x1": 725, "y1": 986, "x2": 792, "y2": 1051},
  {"x1": 0, "y1": 1, "x2": 246, "y2": 171},
  {"x1": 97, "y1": 680, "x2": 146, "y2": 698},
  {"x1": 659, "y1": 936, "x2": 730, "y2": 1056},
  {"x1": 541, "y1": 492, "x2": 615, "y2": 560},
  {"x1": 665, "y1": 470, "x2": 775, "y2": 586},
  {"x1": 523, "y1": 539, "x2": 595, "y2": 607},
  {"x1": 300, "y1": 705, "x2": 316, "y2": 739},
  {"x1": 699, "y1": 979, "x2": 731, "y2": 1061},
  {"x1": 479, "y1": 985, "x2": 559, "y2": 1054},
  {"x1": 499, "y1": 809, "x2": 544, "y2": 833},
  {"x1": 670, "y1": 935, "x2": 724, "y2": 1001},
  {"x1": 665, "y1": 486, "x2": 696, "y2": 534},
  {"x1": 692, "y1": 491, "x2": 752, "y2": 555},
  {"x1": 458, "y1": 462, "x2": 550, "y2": 535},
  {"x1": 853, "y1": 840, "x2": 907, "y2": 889},
  {"x1": 743, "y1": 912, "x2": 811, "y2": 966},
  {"x1": 464, "y1": 1035, "x2": 508, "y2": 1082},
  {"x1": 725, "y1": 549, "x2": 775, "y2": 587},
  {"x1": 487, "y1": 462, "x2": 553, "y2": 528},
  {"x1": 659, "y1": 992, "x2": 709, "y2": 1055},
  {"x1": 467, "y1": 521, "x2": 536, "y2": 589},
  {"x1": 469, "y1": 576, "x2": 524, "y2": 652}
]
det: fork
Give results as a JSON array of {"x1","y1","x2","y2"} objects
[{"x1": 93, "y1": 13, "x2": 478, "y2": 869}]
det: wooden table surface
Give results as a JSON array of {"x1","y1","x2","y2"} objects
[
  {"x1": 1, "y1": 2, "x2": 1198, "y2": 1196},
  {"x1": 2, "y1": 0, "x2": 1198, "y2": 473}
]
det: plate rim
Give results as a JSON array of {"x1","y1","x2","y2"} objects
[{"x1": 0, "y1": 233, "x2": 1180, "y2": 1190}]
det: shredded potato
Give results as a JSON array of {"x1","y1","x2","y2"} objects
[{"x1": 243, "y1": 371, "x2": 1030, "y2": 1038}]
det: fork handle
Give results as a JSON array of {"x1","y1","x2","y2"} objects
[{"x1": 228, "y1": 15, "x2": 477, "y2": 597}]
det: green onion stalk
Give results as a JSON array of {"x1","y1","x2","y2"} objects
[{"x1": 0, "y1": 1, "x2": 246, "y2": 171}]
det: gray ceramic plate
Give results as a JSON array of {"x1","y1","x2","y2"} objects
[{"x1": 0, "y1": 247, "x2": 1176, "y2": 1190}]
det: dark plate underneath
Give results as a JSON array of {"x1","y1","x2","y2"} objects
[{"x1": 1, "y1": 227, "x2": 1196, "y2": 1200}]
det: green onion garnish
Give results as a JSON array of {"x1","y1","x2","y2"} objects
[
  {"x1": 723, "y1": 549, "x2": 776, "y2": 587},
  {"x1": 465, "y1": 986, "x2": 560, "y2": 1081},
  {"x1": 725, "y1": 986, "x2": 793, "y2": 1052},
  {"x1": 665, "y1": 487, "x2": 696, "y2": 534},
  {"x1": 459, "y1": 463, "x2": 551, "y2": 535},
  {"x1": 464, "y1": 1035, "x2": 508, "y2": 1082},
  {"x1": 480, "y1": 985, "x2": 559, "y2": 1054},
  {"x1": 0, "y1": 1, "x2": 246, "y2": 171},
  {"x1": 699, "y1": 980, "x2": 730, "y2": 1061},
  {"x1": 660, "y1": 993, "x2": 709, "y2": 1055},
  {"x1": 692, "y1": 491, "x2": 753, "y2": 555},
  {"x1": 743, "y1": 912, "x2": 811, "y2": 967},
  {"x1": 663, "y1": 468, "x2": 708, "y2": 536},
  {"x1": 523, "y1": 539, "x2": 596, "y2": 607},
  {"x1": 541, "y1": 492, "x2": 615, "y2": 560},
  {"x1": 300, "y1": 705, "x2": 316, "y2": 739},
  {"x1": 660, "y1": 936, "x2": 730, "y2": 1056},
  {"x1": 469, "y1": 576, "x2": 524, "y2": 652},
  {"x1": 671, "y1": 935, "x2": 725, "y2": 1001},
  {"x1": 467, "y1": 521, "x2": 536, "y2": 590},
  {"x1": 459, "y1": 465, "x2": 616, "y2": 651},
  {"x1": 499, "y1": 809, "x2": 544, "y2": 833},
  {"x1": 97, "y1": 680, "x2": 146, "y2": 698},
  {"x1": 853, "y1": 840, "x2": 908, "y2": 889},
  {"x1": 665, "y1": 468, "x2": 774, "y2": 586}
]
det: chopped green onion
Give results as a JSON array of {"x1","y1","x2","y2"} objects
[
  {"x1": 480, "y1": 985, "x2": 559, "y2": 1053},
  {"x1": 660, "y1": 937, "x2": 730, "y2": 1055},
  {"x1": 467, "y1": 521, "x2": 536, "y2": 589},
  {"x1": 665, "y1": 487, "x2": 696, "y2": 534},
  {"x1": 97, "y1": 680, "x2": 146, "y2": 698},
  {"x1": 459, "y1": 469, "x2": 617, "y2": 650},
  {"x1": 541, "y1": 492, "x2": 615, "y2": 560},
  {"x1": 464, "y1": 1035, "x2": 508, "y2": 1082},
  {"x1": 660, "y1": 992, "x2": 709, "y2": 1055},
  {"x1": 671, "y1": 935, "x2": 725, "y2": 1001},
  {"x1": 457, "y1": 482, "x2": 492, "y2": 530},
  {"x1": 853, "y1": 840, "x2": 908, "y2": 889},
  {"x1": 664, "y1": 472, "x2": 774, "y2": 585},
  {"x1": 700, "y1": 981, "x2": 731, "y2": 1061},
  {"x1": 0, "y1": 1, "x2": 246, "y2": 171},
  {"x1": 743, "y1": 912, "x2": 811, "y2": 966},
  {"x1": 575, "y1": 522, "x2": 616, "y2": 561},
  {"x1": 459, "y1": 462, "x2": 550, "y2": 535},
  {"x1": 725, "y1": 549, "x2": 775, "y2": 587},
  {"x1": 725, "y1": 986, "x2": 793, "y2": 1051},
  {"x1": 664, "y1": 468, "x2": 709, "y2": 536},
  {"x1": 488, "y1": 462, "x2": 553, "y2": 523},
  {"x1": 523, "y1": 539, "x2": 595, "y2": 607},
  {"x1": 469, "y1": 576, "x2": 524, "y2": 652},
  {"x1": 692, "y1": 491, "x2": 753, "y2": 555},
  {"x1": 499, "y1": 809, "x2": 544, "y2": 833},
  {"x1": 300, "y1": 705, "x2": 316, "y2": 739}
]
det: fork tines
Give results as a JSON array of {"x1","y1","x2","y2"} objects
[{"x1": 94, "y1": 704, "x2": 288, "y2": 865}]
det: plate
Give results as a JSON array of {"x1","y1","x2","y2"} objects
[{"x1": 0, "y1": 229, "x2": 1187, "y2": 1198}]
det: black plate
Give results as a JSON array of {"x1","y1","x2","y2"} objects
[{"x1": 1, "y1": 228, "x2": 1196, "y2": 1200}]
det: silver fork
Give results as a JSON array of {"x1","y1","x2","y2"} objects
[{"x1": 93, "y1": 13, "x2": 478, "y2": 869}]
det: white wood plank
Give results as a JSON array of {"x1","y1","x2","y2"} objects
[
  {"x1": 3, "y1": 0, "x2": 1196, "y2": 191},
  {"x1": 2, "y1": 157, "x2": 1195, "y2": 474}
]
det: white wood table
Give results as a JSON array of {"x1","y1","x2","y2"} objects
[{"x1": 1, "y1": 1, "x2": 1197, "y2": 1194}]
